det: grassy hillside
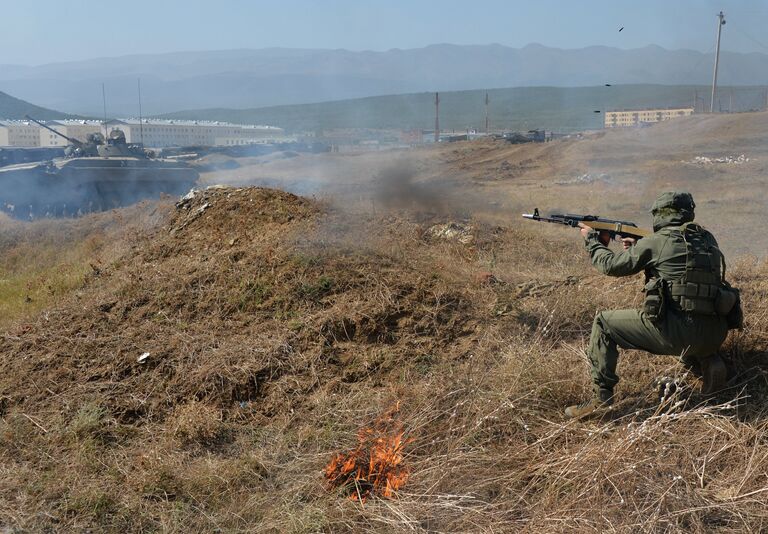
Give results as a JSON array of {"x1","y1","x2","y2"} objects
[
  {"x1": 160, "y1": 84, "x2": 768, "y2": 133},
  {"x1": 1, "y1": 185, "x2": 767, "y2": 532},
  {"x1": 0, "y1": 90, "x2": 75, "y2": 120},
  {"x1": 2, "y1": 112, "x2": 768, "y2": 530}
]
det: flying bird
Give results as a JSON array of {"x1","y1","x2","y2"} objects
[
  {"x1": 619, "y1": 27, "x2": 624, "y2": 32},
  {"x1": 605, "y1": 84, "x2": 612, "y2": 87}
]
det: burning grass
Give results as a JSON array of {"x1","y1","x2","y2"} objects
[{"x1": 325, "y1": 403, "x2": 411, "y2": 502}]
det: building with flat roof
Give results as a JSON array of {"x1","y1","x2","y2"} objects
[
  {"x1": 0, "y1": 120, "x2": 42, "y2": 147},
  {"x1": 40, "y1": 120, "x2": 104, "y2": 147},
  {"x1": 604, "y1": 108, "x2": 694, "y2": 128},
  {"x1": 108, "y1": 119, "x2": 288, "y2": 147},
  {"x1": 1, "y1": 118, "x2": 289, "y2": 148}
]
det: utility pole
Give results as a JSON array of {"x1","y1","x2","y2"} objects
[
  {"x1": 137, "y1": 78, "x2": 144, "y2": 146},
  {"x1": 485, "y1": 92, "x2": 490, "y2": 134},
  {"x1": 434, "y1": 92, "x2": 440, "y2": 143},
  {"x1": 102, "y1": 83, "x2": 108, "y2": 138},
  {"x1": 710, "y1": 11, "x2": 726, "y2": 113}
]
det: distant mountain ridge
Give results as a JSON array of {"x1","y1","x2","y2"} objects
[
  {"x1": 0, "y1": 91, "x2": 75, "y2": 120},
  {"x1": 1, "y1": 44, "x2": 767, "y2": 116}
]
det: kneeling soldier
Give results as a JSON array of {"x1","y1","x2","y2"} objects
[{"x1": 566, "y1": 191, "x2": 731, "y2": 418}]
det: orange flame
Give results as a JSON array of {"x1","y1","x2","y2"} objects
[{"x1": 324, "y1": 404, "x2": 411, "y2": 501}]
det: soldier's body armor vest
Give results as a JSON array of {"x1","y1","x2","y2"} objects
[{"x1": 660, "y1": 222, "x2": 724, "y2": 315}]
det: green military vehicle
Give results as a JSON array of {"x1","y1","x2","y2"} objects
[{"x1": 0, "y1": 116, "x2": 199, "y2": 219}]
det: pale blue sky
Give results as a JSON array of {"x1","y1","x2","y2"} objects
[{"x1": 5, "y1": 0, "x2": 768, "y2": 65}]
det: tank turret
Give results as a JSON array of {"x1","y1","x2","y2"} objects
[{"x1": 97, "y1": 128, "x2": 139, "y2": 157}]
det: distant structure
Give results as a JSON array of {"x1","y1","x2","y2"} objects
[
  {"x1": 0, "y1": 118, "x2": 287, "y2": 148},
  {"x1": 604, "y1": 108, "x2": 694, "y2": 128},
  {"x1": 107, "y1": 119, "x2": 287, "y2": 147},
  {"x1": 0, "y1": 120, "x2": 40, "y2": 146},
  {"x1": 39, "y1": 120, "x2": 103, "y2": 147}
]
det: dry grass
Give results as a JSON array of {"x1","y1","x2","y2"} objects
[
  {"x1": 0, "y1": 203, "x2": 167, "y2": 329},
  {"x1": 2, "y1": 113, "x2": 768, "y2": 532},
  {"x1": 0, "y1": 227, "x2": 97, "y2": 327},
  {"x1": 0, "y1": 186, "x2": 765, "y2": 533}
]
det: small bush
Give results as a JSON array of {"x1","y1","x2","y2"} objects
[
  {"x1": 296, "y1": 276, "x2": 334, "y2": 300},
  {"x1": 69, "y1": 403, "x2": 108, "y2": 441}
]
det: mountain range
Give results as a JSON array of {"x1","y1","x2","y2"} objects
[{"x1": 2, "y1": 44, "x2": 768, "y2": 116}]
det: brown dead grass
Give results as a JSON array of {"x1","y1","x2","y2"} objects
[
  {"x1": 0, "y1": 202, "x2": 168, "y2": 329},
  {"x1": 0, "y1": 183, "x2": 765, "y2": 533},
  {"x1": 2, "y1": 112, "x2": 768, "y2": 532}
]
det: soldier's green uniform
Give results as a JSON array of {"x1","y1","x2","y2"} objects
[{"x1": 566, "y1": 192, "x2": 729, "y2": 417}]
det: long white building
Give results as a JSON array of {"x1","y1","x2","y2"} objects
[
  {"x1": 107, "y1": 119, "x2": 289, "y2": 147},
  {"x1": 604, "y1": 108, "x2": 694, "y2": 128},
  {"x1": 39, "y1": 120, "x2": 104, "y2": 147},
  {"x1": 1, "y1": 118, "x2": 288, "y2": 148},
  {"x1": 0, "y1": 120, "x2": 41, "y2": 146}
]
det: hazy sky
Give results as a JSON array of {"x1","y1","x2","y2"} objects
[{"x1": 5, "y1": 0, "x2": 768, "y2": 65}]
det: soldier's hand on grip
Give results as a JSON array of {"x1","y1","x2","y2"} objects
[{"x1": 621, "y1": 237, "x2": 637, "y2": 250}]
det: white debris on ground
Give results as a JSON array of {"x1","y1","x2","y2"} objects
[
  {"x1": 171, "y1": 185, "x2": 235, "y2": 234},
  {"x1": 683, "y1": 154, "x2": 749, "y2": 165},
  {"x1": 426, "y1": 222, "x2": 474, "y2": 245},
  {"x1": 555, "y1": 173, "x2": 612, "y2": 185},
  {"x1": 175, "y1": 185, "x2": 230, "y2": 209}
]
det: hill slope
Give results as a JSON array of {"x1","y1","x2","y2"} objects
[
  {"x1": 160, "y1": 84, "x2": 768, "y2": 132},
  {"x1": 0, "y1": 90, "x2": 74, "y2": 120}
]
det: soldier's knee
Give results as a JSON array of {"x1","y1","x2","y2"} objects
[{"x1": 591, "y1": 310, "x2": 619, "y2": 348}]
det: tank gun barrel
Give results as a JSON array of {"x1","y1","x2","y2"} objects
[{"x1": 24, "y1": 115, "x2": 83, "y2": 146}]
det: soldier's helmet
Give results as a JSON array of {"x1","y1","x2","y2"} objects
[
  {"x1": 651, "y1": 191, "x2": 695, "y2": 230},
  {"x1": 651, "y1": 191, "x2": 695, "y2": 213}
]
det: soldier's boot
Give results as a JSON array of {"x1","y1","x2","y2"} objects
[
  {"x1": 680, "y1": 354, "x2": 703, "y2": 377},
  {"x1": 565, "y1": 388, "x2": 614, "y2": 418},
  {"x1": 700, "y1": 354, "x2": 727, "y2": 395}
]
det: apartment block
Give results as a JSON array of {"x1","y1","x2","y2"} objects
[{"x1": 604, "y1": 108, "x2": 694, "y2": 128}]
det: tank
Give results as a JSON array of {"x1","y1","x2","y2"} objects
[{"x1": 0, "y1": 116, "x2": 199, "y2": 219}]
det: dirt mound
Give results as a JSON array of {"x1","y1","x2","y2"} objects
[
  {"x1": 1, "y1": 187, "x2": 477, "y2": 418},
  {"x1": 0, "y1": 186, "x2": 506, "y2": 530}
]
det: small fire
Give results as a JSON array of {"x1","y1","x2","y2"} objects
[{"x1": 324, "y1": 404, "x2": 411, "y2": 502}]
